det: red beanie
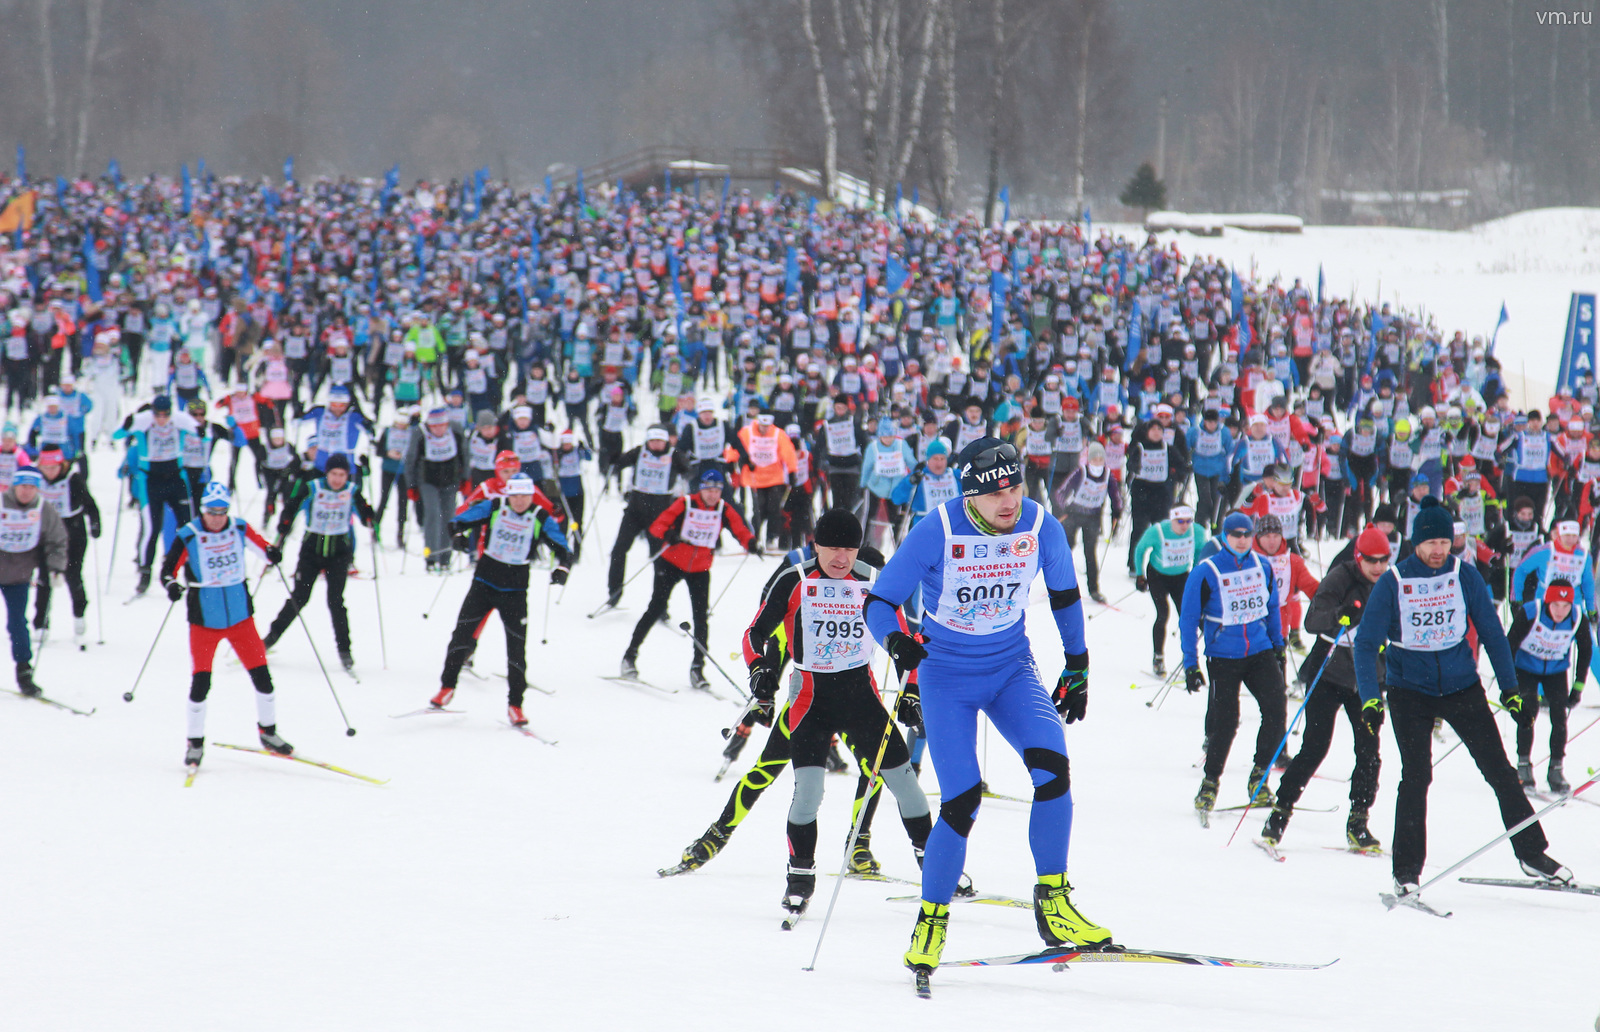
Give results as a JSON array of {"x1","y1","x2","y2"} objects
[
  {"x1": 1546, "y1": 579, "x2": 1576, "y2": 606},
  {"x1": 1356, "y1": 526, "x2": 1392, "y2": 560}
]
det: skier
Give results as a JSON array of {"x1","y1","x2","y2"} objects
[
  {"x1": 1132, "y1": 503, "x2": 1206, "y2": 676},
  {"x1": 741, "y1": 508, "x2": 932, "y2": 918},
  {"x1": 1353, "y1": 496, "x2": 1573, "y2": 901},
  {"x1": 605, "y1": 426, "x2": 691, "y2": 608},
  {"x1": 1053, "y1": 441, "x2": 1120, "y2": 604},
  {"x1": 262, "y1": 453, "x2": 375, "y2": 671},
  {"x1": 372, "y1": 409, "x2": 415, "y2": 546},
  {"x1": 861, "y1": 437, "x2": 1109, "y2": 984},
  {"x1": 113, "y1": 395, "x2": 203, "y2": 596},
  {"x1": 404, "y1": 408, "x2": 468, "y2": 572},
  {"x1": 1260, "y1": 525, "x2": 1391, "y2": 852},
  {"x1": 0, "y1": 467, "x2": 66, "y2": 695},
  {"x1": 157, "y1": 482, "x2": 287, "y2": 770},
  {"x1": 32, "y1": 446, "x2": 100, "y2": 645},
  {"x1": 1179, "y1": 511, "x2": 1287, "y2": 817},
  {"x1": 1506, "y1": 578, "x2": 1590, "y2": 795},
  {"x1": 620, "y1": 467, "x2": 758, "y2": 690},
  {"x1": 428, "y1": 475, "x2": 570, "y2": 725}
]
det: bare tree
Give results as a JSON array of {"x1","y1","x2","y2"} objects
[
  {"x1": 983, "y1": 0, "x2": 1004, "y2": 223},
  {"x1": 889, "y1": 0, "x2": 939, "y2": 190},
  {"x1": 1432, "y1": 0, "x2": 1449, "y2": 122},
  {"x1": 1071, "y1": 1, "x2": 1096, "y2": 212},
  {"x1": 934, "y1": 0, "x2": 957, "y2": 209},
  {"x1": 38, "y1": 0, "x2": 58, "y2": 162},
  {"x1": 72, "y1": 0, "x2": 105, "y2": 176},
  {"x1": 799, "y1": 0, "x2": 839, "y2": 197}
]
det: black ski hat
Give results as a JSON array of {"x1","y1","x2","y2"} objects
[{"x1": 814, "y1": 508, "x2": 863, "y2": 549}]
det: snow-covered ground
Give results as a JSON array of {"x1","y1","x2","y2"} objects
[
  {"x1": 5, "y1": 431, "x2": 1598, "y2": 1031},
  {"x1": 6, "y1": 208, "x2": 1600, "y2": 1030},
  {"x1": 1132, "y1": 206, "x2": 1600, "y2": 404}
]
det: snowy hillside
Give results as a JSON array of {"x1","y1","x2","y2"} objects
[
  {"x1": 1128, "y1": 207, "x2": 1600, "y2": 404},
  {"x1": 4, "y1": 432, "x2": 1599, "y2": 1031}
]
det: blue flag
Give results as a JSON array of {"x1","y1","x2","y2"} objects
[
  {"x1": 1231, "y1": 268, "x2": 1251, "y2": 351},
  {"x1": 784, "y1": 245, "x2": 800, "y2": 297},
  {"x1": 108, "y1": 159, "x2": 121, "y2": 187},
  {"x1": 667, "y1": 245, "x2": 685, "y2": 339},
  {"x1": 990, "y1": 269, "x2": 1008, "y2": 342},
  {"x1": 181, "y1": 164, "x2": 192, "y2": 215},
  {"x1": 472, "y1": 167, "x2": 486, "y2": 214},
  {"x1": 885, "y1": 255, "x2": 907, "y2": 295},
  {"x1": 284, "y1": 156, "x2": 295, "y2": 182},
  {"x1": 263, "y1": 185, "x2": 278, "y2": 216},
  {"x1": 413, "y1": 232, "x2": 425, "y2": 271},
  {"x1": 543, "y1": 174, "x2": 552, "y2": 202},
  {"x1": 721, "y1": 176, "x2": 730, "y2": 210},
  {"x1": 895, "y1": 182, "x2": 903, "y2": 222},
  {"x1": 1316, "y1": 264, "x2": 1325, "y2": 306},
  {"x1": 1084, "y1": 205, "x2": 1092, "y2": 240},
  {"x1": 577, "y1": 168, "x2": 585, "y2": 208},
  {"x1": 664, "y1": 167, "x2": 672, "y2": 194},
  {"x1": 999, "y1": 186, "x2": 1010, "y2": 225},
  {"x1": 82, "y1": 230, "x2": 101, "y2": 303},
  {"x1": 15, "y1": 145, "x2": 24, "y2": 181},
  {"x1": 1489, "y1": 302, "x2": 1509, "y2": 357},
  {"x1": 1125, "y1": 299, "x2": 1143, "y2": 371},
  {"x1": 55, "y1": 176, "x2": 68, "y2": 200},
  {"x1": 1366, "y1": 311, "x2": 1385, "y2": 372},
  {"x1": 911, "y1": 186, "x2": 919, "y2": 210}
]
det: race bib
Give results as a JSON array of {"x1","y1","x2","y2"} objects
[
  {"x1": 874, "y1": 446, "x2": 906, "y2": 479},
  {"x1": 799, "y1": 577, "x2": 871, "y2": 673},
  {"x1": 1396, "y1": 565, "x2": 1468, "y2": 652},
  {"x1": 1521, "y1": 612, "x2": 1579, "y2": 663},
  {"x1": 922, "y1": 471, "x2": 959, "y2": 507},
  {"x1": 485, "y1": 507, "x2": 537, "y2": 566},
  {"x1": 633, "y1": 452, "x2": 672, "y2": 494},
  {"x1": 825, "y1": 420, "x2": 859, "y2": 457},
  {"x1": 1216, "y1": 564, "x2": 1269, "y2": 627},
  {"x1": 307, "y1": 485, "x2": 354, "y2": 536},
  {"x1": 681, "y1": 503, "x2": 723, "y2": 549},
  {"x1": 424, "y1": 430, "x2": 458, "y2": 462},
  {"x1": 1159, "y1": 529, "x2": 1193, "y2": 571},
  {"x1": 0, "y1": 507, "x2": 42, "y2": 553},
  {"x1": 748, "y1": 432, "x2": 779, "y2": 468},
  {"x1": 929, "y1": 506, "x2": 1042, "y2": 636},
  {"x1": 194, "y1": 527, "x2": 246, "y2": 588}
]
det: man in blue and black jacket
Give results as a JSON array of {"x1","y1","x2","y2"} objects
[
  {"x1": 1179, "y1": 510, "x2": 1286, "y2": 820},
  {"x1": 1353, "y1": 494, "x2": 1573, "y2": 902}
]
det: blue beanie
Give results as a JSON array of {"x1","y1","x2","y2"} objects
[
  {"x1": 1221, "y1": 512, "x2": 1254, "y2": 537},
  {"x1": 877, "y1": 416, "x2": 898, "y2": 438},
  {"x1": 924, "y1": 437, "x2": 950, "y2": 458},
  {"x1": 1409, "y1": 471, "x2": 1429, "y2": 489},
  {"x1": 1410, "y1": 496, "x2": 1454, "y2": 545}
]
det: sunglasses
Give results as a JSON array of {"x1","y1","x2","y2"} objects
[
  {"x1": 966, "y1": 442, "x2": 1020, "y2": 470},
  {"x1": 1359, "y1": 554, "x2": 1391, "y2": 565},
  {"x1": 1226, "y1": 529, "x2": 1252, "y2": 538}
]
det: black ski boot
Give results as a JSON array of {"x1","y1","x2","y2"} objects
[
  {"x1": 1260, "y1": 806, "x2": 1291, "y2": 846},
  {"x1": 16, "y1": 662, "x2": 39, "y2": 697},
  {"x1": 1549, "y1": 761, "x2": 1571, "y2": 795},
  {"x1": 1346, "y1": 809, "x2": 1381, "y2": 852},
  {"x1": 1518, "y1": 852, "x2": 1574, "y2": 884},
  {"x1": 185, "y1": 737, "x2": 204, "y2": 768},
  {"x1": 339, "y1": 651, "x2": 355, "y2": 673},
  {"x1": 258, "y1": 725, "x2": 294, "y2": 756},
  {"x1": 1152, "y1": 652, "x2": 1165, "y2": 678},
  {"x1": 135, "y1": 566, "x2": 153, "y2": 596},
  {"x1": 825, "y1": 739, "x2": 850, "y2": 774},
  {"x1": 782, "y1": 862, "x2": 816, "y2": 913},
  {"x1": 682, "y1": 820, "x2": 732, "y2": 870},
  {"x1": 1516, "y1": 756, "x2": 1536, "y2": 790}
]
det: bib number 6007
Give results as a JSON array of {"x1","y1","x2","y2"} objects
[{"x1": 956, "y1": 582, "x2": 1020, "y2": 605}]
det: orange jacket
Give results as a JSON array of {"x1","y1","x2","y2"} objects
[{"x1": 731, "y1": 424, "x2": 798, "y2": 489}]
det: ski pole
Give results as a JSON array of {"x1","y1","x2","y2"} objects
[
  {"x1": 1389, "y1": 768, "x2": 1599, "y2": 907},
  {"x1": 1226, "y1": 618, "x2": 1349, "y2": 846},
  {"x1": 540, "y1": 580, "x2": 554, "y2": 645},
  {"x1": 420, "y1": 556, "x2": 457, "y2": 619},
  {"x1": 106, "y1": 474, "x2": 125, "y2": 594},
  {"x1": 1086, "y1": 586, "x2": 1138, "y2": 620},
  {"x1": 1143, "y1": 665, "x2": 1183, "y2": 708},
  {"x1": 805, "y1": 654, "x2": 907, "y2": 972},
  {"x1": 123, "y1": 596, "x2": 179, "y2": 702},
  {"x1": 274, "y1": 564, "x2": 357, "y2": 737},
  {"x1": 589, "y1": 545, "x2": 667, "y2": 617},
  {"x1": 370, "y1": 531, "x2": 388, "y2": 668},
  {"x1": 677, "y1": 620, "x2": 751, "y2": 702},
  {"x1": 92, "y1": 531, "x2": 105, "y2": 644},
  {"x1": 708, "y1": 549, "x2": 752, "y2": 615}
]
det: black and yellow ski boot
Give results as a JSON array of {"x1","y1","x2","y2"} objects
[{"x1": 1033, "y1": 873, "x2": 1112, "y2": 947}]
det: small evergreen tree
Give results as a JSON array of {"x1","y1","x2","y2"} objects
[{"x1": 1119, "y1": 162, "x2": 1167, "y2": 213}]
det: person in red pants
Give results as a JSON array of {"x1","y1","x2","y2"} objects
[{"x1": 158, "y1": 481, "x2": 285, "y2": 771}]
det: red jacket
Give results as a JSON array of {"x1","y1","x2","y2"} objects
[
  {"x1": 1253, "y1": 542, "x2": 1320, "y2": 633},
  {"x1": 649, "y1": 495, "x2": 754, "y2": 573}
]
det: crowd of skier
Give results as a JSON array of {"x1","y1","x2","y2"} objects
[{"x1": 0, "y1": 164, "x2": 1594, "y2": 991}]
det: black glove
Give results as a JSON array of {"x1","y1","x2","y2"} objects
[
  {"x1": 1499, "y1": 689, "x2": 1524, "y2": 715},
  {"x1": 89, "y1": 519, "x2": 101, "y2": 539},
  {"x1": 1053, "y1": 655, "x2": 1089, "y2": 723},
  {"x1": 1135, "y1": 575, "x2": 1148, "y2": 592},
  {"x1": 749, "y1": 664, "x2": 780, "y2": 702},
  {"x1": 746, "y1": 538, "x2": 763, "y2": 556},
  {"x1": 1337, "y1": 599, "x2": 1364, "y2": 624},
  {"x1": 748, "y1": 696, "x2": 775, "y2": 727},
  {"x1": 1569, "y1": 681, "x2": 1584, "y2": 711},
  {"x1": 1185, "y1": 666, "x2": 1205, "y2": 694},
  {"x1": 1275, "y1": 645, "x2": 1288, "y2": 667},
  {"x1": 1362, "y1": 697, "x2": 1386, "y2": 736},
  {"x1": 550, "y1": 566, "x2": 568, "y2": 586},
  {"x1": 264, "y1": 545, "x2": 283, "y2": 565},
  {"x1": 884, "y1": 631, "x2": 927, "y2": 678},
  {"x1": 896, "y1": 687, "x2": 925, "y2": 735},
  {"x1": 164, "y1": 581, "x2": 184, "y2": 602}
]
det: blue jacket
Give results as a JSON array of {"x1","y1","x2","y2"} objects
[
  {"x1": 1179, "y1": 546, "x2": 1284, "y2": 668},
  {"x1": 1510, "y1": 542, "x2": 1598, "y2": 615},
  {"x1": 861, "y1": 437, "x2": 915, "y2": 501},
  {"x1": 160, "y1": 517, "x2": 272, "y2": 630},
  {"x1": 1353, "y1": 554, "x2": 1515, "y2": 703},
  {"x1": 1186, "y1": 423, "x2": 1233, "y2": 479},
  {"x1": 1510, "y1": 600, "x2": 1591, "y2": 677}
]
